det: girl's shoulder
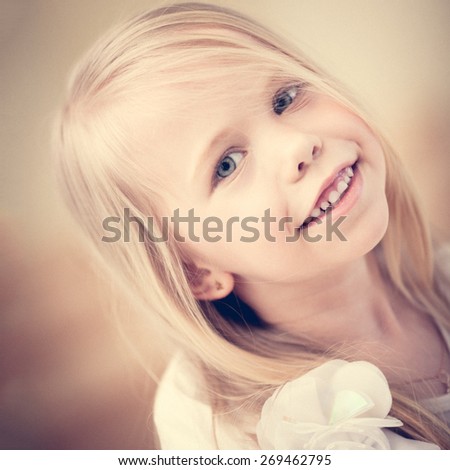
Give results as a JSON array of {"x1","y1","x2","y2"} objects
[
  {"x1": 153, "y1": 353, "x2": 218, "y2": 449},
  {"x1": 153, "y1": 352, "x2": 259, "y2": 449}
]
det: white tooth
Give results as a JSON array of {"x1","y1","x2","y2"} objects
[
  {"x1": 328, "y1": 190, "x2": 340, "y2": 204},
  {"x1": 337, "y1": 180, "x2": 348, "y2": 194},
  {"x1": 320, "y1": 201, "x2": 330, "y2": 211},
  {"x1": 310, "y1": 208, "x2": 321, "y2": 218},
  {"x1": 343, "y1": 175, "x2": 350, "y2": 184},
  {"x1": 346, "y1": 167, "x2": 354, "y2": 177}
]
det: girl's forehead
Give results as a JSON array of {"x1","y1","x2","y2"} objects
[
  {"x1": 128, "y1": 74, "x2": 266, "y2": 154},
  {"x1": 133, "y1": 65, "x2": 274, "y2": 121}
]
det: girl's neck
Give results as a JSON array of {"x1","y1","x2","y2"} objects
[
  {"x1": 235, "y1": 252, "x2": 449, "y2": 397},
  {"x1": 235, "y1": 251, "x2": 403, "y2": 348}
]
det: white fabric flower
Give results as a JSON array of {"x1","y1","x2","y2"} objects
[{"x1": 257, "y1": 360, "x2": 439, "y2": 450}]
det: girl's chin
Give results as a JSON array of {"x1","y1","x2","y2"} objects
[{"x1": 304, "y1": 213, "x2": 388, "y2": 264}]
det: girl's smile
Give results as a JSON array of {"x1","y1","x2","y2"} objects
[{"x1": 299, "y1": 161, "x2": 361, "y2": 230}]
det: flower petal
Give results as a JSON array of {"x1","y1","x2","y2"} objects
[
  {"x1": 329, "y1": 389, "x2": 374, "y2": 425},
  {"x1": 257, "y1": 360, "x2": 407, "y2": 450},
  {"x1": 331, "y1": 361, "x2": 392, "y2": 418}
]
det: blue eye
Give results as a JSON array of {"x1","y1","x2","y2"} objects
[
  {"x1": 273, "y1": 85, "x2": 299, "y2": 115},
  {"x1": 215, "y1": 150, "x2": 245, "y2": 181}
]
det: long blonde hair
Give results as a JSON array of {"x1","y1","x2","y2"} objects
[{"x1": 54, "y1": 2, "x2": 450, "y2": 447}]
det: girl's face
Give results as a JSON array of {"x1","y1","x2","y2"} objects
[{"x1": 133, "y1": 71, "x2": 388, "y2": 292}]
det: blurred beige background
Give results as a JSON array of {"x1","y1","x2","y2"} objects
[{"x1": 1, "y1": 0, "x2": 449, "y2": 449}]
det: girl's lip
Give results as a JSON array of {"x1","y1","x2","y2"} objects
[
  {"x1": 299, "y1": 161, "x2": 362, "y2": 230},
  {"x1": 308, "y1": 160, "x2": 358, "y2": 218}
]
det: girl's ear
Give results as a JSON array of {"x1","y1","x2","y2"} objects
[{"x1": 185, "y1": 264, "x2": 234, "y2": 301}]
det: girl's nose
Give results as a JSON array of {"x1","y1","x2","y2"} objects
[{"x1": 279, "y1": 132, "x2": 322, "y2": 184}]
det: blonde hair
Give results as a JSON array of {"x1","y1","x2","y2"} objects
[{"x1": 54, "y1": 2, "x2": 450, "y2": 447}]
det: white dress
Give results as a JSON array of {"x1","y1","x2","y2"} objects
[{"x1": 154, "y1": 350, "x2": 449, "y2": 449}]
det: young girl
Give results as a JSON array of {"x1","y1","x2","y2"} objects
[{"x1": 54, "y1": 2, "x2": 450, "y2": 449}]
